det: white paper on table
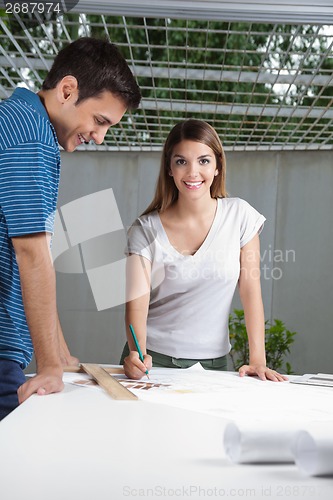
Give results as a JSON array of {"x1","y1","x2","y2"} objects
[
  {"x1": 223, "y1": 421, "x2": 299, "y2": 463},
  {"x1": 290, "y1": 373, "x2": 333, "y2": 388},
  {"x1": 62, "y1": 368, "x2": 333, "y2": 423},
  {"x1": 292, "y1": 423, "x2": 333, "y2": 476}
]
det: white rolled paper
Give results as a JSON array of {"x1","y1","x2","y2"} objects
[
  {"x1": 292, "y1": 425, "x2": 333, "y2": 476},
  {"x1": 223, "y1": 421, "x2": 297, "y2": 463}
]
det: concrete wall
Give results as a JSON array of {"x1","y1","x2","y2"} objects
[{"x1": 50, "y1": 150, "x2": 333, "y2": 375}]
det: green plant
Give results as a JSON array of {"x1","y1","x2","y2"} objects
[{"x1": 228, "y1": 309, "x2": 297, "y2": 374}]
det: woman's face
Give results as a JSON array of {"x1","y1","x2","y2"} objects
[{"x1": 169, "y1": 140, "x2": 218, "y2": 199}]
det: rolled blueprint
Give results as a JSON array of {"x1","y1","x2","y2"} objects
[
  {"x1": 292, "y1": 425, "x2": 333, "y2": 476},
  {"x1": 223, "y1": 421, "x2": 297, "y2": 463}
]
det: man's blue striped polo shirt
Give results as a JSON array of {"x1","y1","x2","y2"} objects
[{"x1": 0, "y1": 87, "x2": 61, "y2": 369}]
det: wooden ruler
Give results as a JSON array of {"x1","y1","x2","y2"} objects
[
  {"x1": 80, "y1": 363, "x2": 137, "y2": 401},
  {"x1": 64, "y1": 364, "x2": 124, "y2": 375}
]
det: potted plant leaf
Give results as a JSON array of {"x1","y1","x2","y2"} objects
[{"x1": 228, "y1": 309, "x2": 297, "y2": 374}]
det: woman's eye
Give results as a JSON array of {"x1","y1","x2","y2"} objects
[
  {"x1": 96, "y1": 118, "x2": 105, "y2": 125},
  {"x1": 200, "y1": 158, "x2": 210, "y2": 165},
  {"x1": 175, "y1": 159, "x2": 186, "y2": 165}
]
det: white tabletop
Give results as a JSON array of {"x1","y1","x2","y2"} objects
[{"x1": 1, "y1": 370, "x2": 333, "y2": 500}]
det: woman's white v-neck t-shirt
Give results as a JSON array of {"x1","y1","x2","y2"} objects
[{"x1": 126, "y1": 197, "x2": 265, "y2": 359}]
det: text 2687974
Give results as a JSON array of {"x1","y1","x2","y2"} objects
[{"x1": 5, "y1": 2, "x2": 61, "y2": 14}]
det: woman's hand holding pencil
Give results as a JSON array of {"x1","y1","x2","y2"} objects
[
  {"x1": 123, "y1": 351, "x2": 152, "y2": 380},
  {"x1": 123, "y1": 324, "x2": 152, "y2": 380}
]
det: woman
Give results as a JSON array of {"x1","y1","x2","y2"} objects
[{"x1": 122, "y1": 119, "x2": 287, "y2": 382}]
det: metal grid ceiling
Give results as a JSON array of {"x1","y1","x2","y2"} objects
[{"x1": 0, "y1": 8, "x2": 333, "y2": 151}]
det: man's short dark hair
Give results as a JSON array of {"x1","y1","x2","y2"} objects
[{"x1": 42, "y1": 37, "x2": 141, "y2": 109}]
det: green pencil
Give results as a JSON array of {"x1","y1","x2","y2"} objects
[{"x1": 129, "y1": 324, "x2": 150, "y2": 379}]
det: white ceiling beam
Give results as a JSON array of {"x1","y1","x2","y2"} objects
[
  {"x1": 1, "y1": 90, "x2": 327, "y2": 118},
  {"x1": 141, "y1": 99, "x2": 333, "y2": 120},
  {"x1": 72, "y1": 0, "x2": 333, "y2": 24},
  {"x1": 1, "y1": 57, "x2": 332, "y2": 88}
]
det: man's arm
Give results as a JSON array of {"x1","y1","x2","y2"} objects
[
  {"x1": 12, "y1": 232, "x2": 64, "y2": 403},
  {"x1": 57, "y1": 314, "x2": 79, "y2": 367}
]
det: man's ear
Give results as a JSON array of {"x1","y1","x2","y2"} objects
[{"x1": 56, "y1": 76, "x2": 79, "y2": 104}]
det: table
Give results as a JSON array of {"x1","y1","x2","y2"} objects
[{"x1": 1, "y1": 369, "x2": 333, "y2": 500}]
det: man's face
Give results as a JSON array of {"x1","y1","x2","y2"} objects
[{"x1": 53, "y1": 90, "x2": 127, "y2": 152}]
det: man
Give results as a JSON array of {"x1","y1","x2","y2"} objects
[{"x1": 0, "y1": 37, "x2": 141, "y2": 420}]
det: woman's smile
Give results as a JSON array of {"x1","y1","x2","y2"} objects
[{"x1": 183, "y1": 180, "x2": 204, "y2": 190}]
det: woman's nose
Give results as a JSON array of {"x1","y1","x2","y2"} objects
[{"x1": 187, "y1": 162, "x2": 199, "y2": 177}]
